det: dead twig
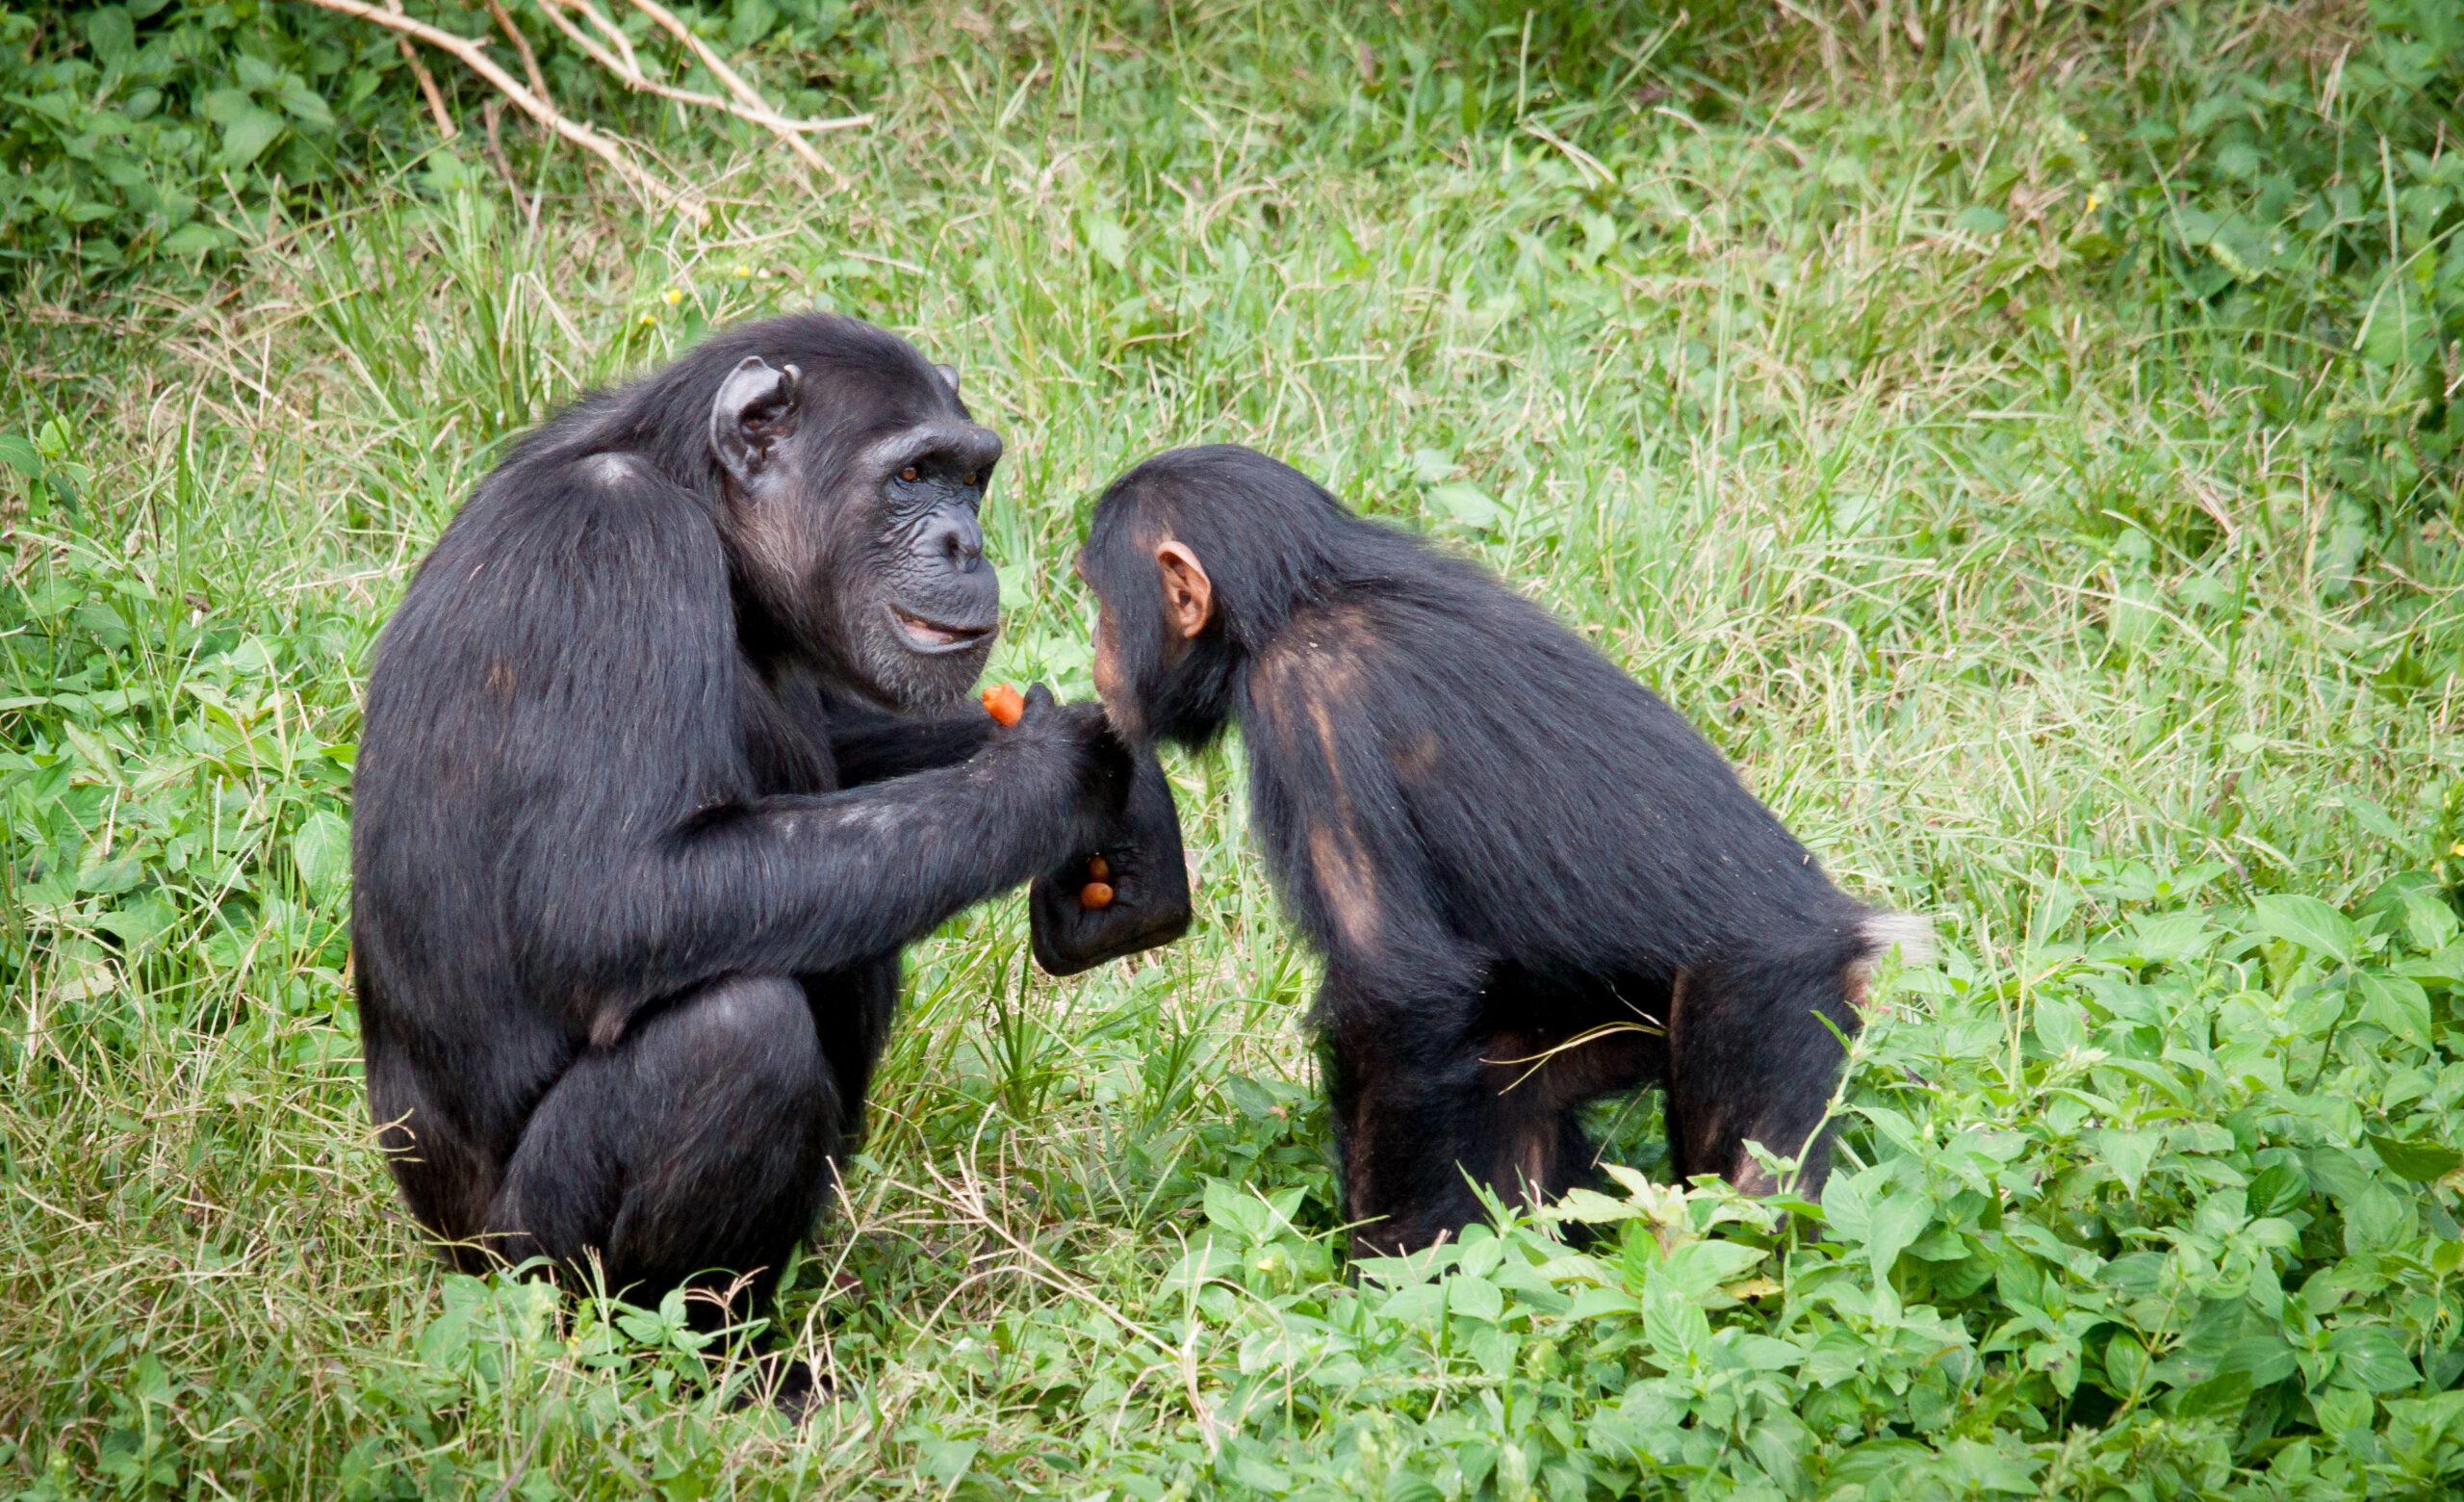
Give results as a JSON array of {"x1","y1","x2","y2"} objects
[
  {"x1": 289, "y1": 0, "x2": 699, "y2": 220},
  {"x1": 480, "y1": 98, "x2": 530, "y2": 220},
  {"x1": 481, "y1": 0, "x2": 552, "y2": 103},
  {"x1": 531, "y1": 0, "x2": 870, "y2": 184},
  {"x1": 617, "y1": 0, "x2": 830, "y2": 175},
  {"x1": 381, "y1": 0, "x2": 458, "y2": 138}
]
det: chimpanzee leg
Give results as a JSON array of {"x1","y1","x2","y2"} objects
[
  {"x1": 1318, "y1": 971, "x2": 1496, "y2": 1256},
  {"x1": 488, "y1": 975, "x2": 836, "y2": 1316},
  {"x1": 1663, "y1": 951, "x2": 1862, "y2": 1197},
  {"x1": 1473, "y1": 1019, "x2": 1660, "y2": 1214}
]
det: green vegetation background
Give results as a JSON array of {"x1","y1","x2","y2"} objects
[{"x1": 7, "y1": 0, "x2": 2464, "y2": 1496}]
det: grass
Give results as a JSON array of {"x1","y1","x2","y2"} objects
[{"x1": 4, "y1": 1, "x2": 2463, "y2": 1497}]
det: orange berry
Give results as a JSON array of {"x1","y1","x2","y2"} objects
[
  {"x1": 1087, "y1": 854, "x2": 1111, "y2": 881},
  {"x1": 1080, "y1": 882, "x2": 1115, "y2": 910},
  {"x1": 981, "y1": 683, "x2": 1025, "y2": 727}
]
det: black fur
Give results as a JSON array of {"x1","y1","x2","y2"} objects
[
  {"x1": 352, "y1": 313, "x2": 1141, "y2": 1315},
  {"x1": 1081, "y1": 445, "x2": 1923, "y2": 1256}
]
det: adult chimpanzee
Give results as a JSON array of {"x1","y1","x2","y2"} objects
[
  {"x1": 1077, "y1": 445, "x2": 1927, "y2": 1256},
  {"x1": 351, "y1": 313, "x2": 1187, "y2": 1321}
]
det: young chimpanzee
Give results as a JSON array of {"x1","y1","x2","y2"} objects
[{"x1": 1078, "y1": 445, "x2": 1926, "y2": 1256}]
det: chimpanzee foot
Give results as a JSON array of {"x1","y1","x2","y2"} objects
[{"x1": 732, "y1": 1353, "x2": 832, "y2": 1420}]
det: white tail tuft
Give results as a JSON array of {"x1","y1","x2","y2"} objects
[{"x1": 1859, "y1": 912, "x2": 1937, "y2": 966}]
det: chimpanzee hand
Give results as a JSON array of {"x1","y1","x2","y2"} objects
[
  {"x1": 991, "y1": 683, "x2": 1134, "y2": 850},
  {"x1": 1029, "y1": 741, "x2": 1193, "y2": 976}
]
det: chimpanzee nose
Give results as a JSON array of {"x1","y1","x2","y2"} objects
[{"x1": 926, "y1": 511, "x2": 985, "y2": 572}]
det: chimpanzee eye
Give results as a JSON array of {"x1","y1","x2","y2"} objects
[
  {"x1": 963, "y1": 472, "x2": 979, "y2": 487},
  {"x1": 900, "y1": 466, "x2": 919, "y2": 481}
]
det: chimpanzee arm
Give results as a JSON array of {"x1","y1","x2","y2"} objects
[
  {"x1": 648, "y1": 716, "x2": 1117, "y2": 971},
  {"x1": 403, "y1": 467, "x2": 1122, "y2": 1045},
  {"x1": 823, "y1": 697, "x2": 996, "y2": 787},
  {"x1": 1243, "y1": 634, "x2": 1482, "y2": 1008},
  {"x1": 528, "y1": 710, "x2": 1124, "y2": 1047}
]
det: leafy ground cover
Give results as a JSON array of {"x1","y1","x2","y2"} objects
[{"x1": 5, "y1": 1, "x2": 2464, "y2": 1496}]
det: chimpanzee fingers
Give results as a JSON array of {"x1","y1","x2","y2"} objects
[{"x1": 1028, "y1": 853, "x2": 1190, "y2": 974}]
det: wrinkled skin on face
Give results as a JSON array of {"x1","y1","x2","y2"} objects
[{"x1": 710, "y1": 355, "x2": 1005, "y2": 711}]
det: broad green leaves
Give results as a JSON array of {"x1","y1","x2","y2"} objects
[
  {"x1": 2251, "y1": 893, "x2": 2358, "y2": 965},
  {"x1": 1143, "y1": 877, "x2": 2464, "y2": 1499},
  {"x1": 291, "y1": 810, "x2": 350, "y2": 897},
  {"x1": 1426, "y1": 480, "x2": 1503, "y2": 531}
]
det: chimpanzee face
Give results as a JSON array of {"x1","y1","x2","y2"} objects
[
  {"x1": 1077, "y1": 531, "x2": 1225, "y2": 748},
  {"x1": 709, "y1": 355, "x2": 1003, "y2": 710}
]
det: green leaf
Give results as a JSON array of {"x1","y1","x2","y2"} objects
[
  {"x1": 2358, "y1": 971, "x2": 2434, "y2": 1050},
  {"x1": 198, "y1": 88, "x2": 254, "y2": 125},
  {"x1": 2166, "y1": 1368, "x2": 2253, "y2": 1418},
  {"x1": 1863, "y1": 1195, "x2": 1931, "y2": 1277},
  {"x1": 1200, "y1": 1178, "x2": 1269, "y2": 1242},
  {"x1": 2104, "y1": 1332, "x2": 2150, "y2": 1394},
  {"x1": 1640, "y1": 1281, "x2": 1711, "y2": 1361},
  {"x1": 2381, "y1": 1390, "x2": 2464, "y2": 1479},
  {"x1": 2090, "y1": 1127, "x2": 2162, "y2": 1197},
  {"x1": 218, "y1": 108, "x2": 286, "y2": 168},
  {"x1": 729, "y1": 0, "x2": 779, "y2": 48},
  {"x1": 2033, "y1": 994, "x2": 2087, "y2": 1054},
  {"x1": 2247, "y1": 1162, "x2": 2309, "y2": 1217},
  {"x1": 2126, "y1": 909, "x2": 2212, "y2": 964},
  {"x1": 277, "y1": 82, "x2": 335, "y2": 131},
  {"x1": 1083, "y1": 215, "x2": 1129, "y2": 272},
  {"x1": 2329, "y1": 1326, "x2": 2420, "y2": 1392},
  {"x1": 2360, "y1": 272, "x2": 2436, "y2": 367},
  {"x1": 292, "y1": 810, "x2": 351, "y2": 896},
  {"x1": 0, "y1": 433, "x2": 42, "y2": 479},
  {"x1": 161, "y1": 223, "x2": 221, "y2": 257},
  {"x1": 86, "y1": 7, "x2": 136, "y2": 63},
  {"x1": 1952, "y1": 205, "x2": 2008, "y2": 236},
  {"x1": 2400, "y1": 941, "x2": 2464, "y2": 988},
  {"x1": 2366, "y1": 1131, "x2": 2461, "y2": 1182},
  {"x1": 2250, "y1": 893, "x2": 2356, "y2": 966},
  {"x1": 1427, "y1": 482, "x2": 1502, "y2": 531},
  {"x1": 1656, "y1": 1238, "x2": 1765, "y2": 1300},
  {"x1": 96, "y1": 894, "x2": 177, "y2": 948},
  {"x1": 2345, "y1": 1183, "x2": 2418, "y2": 1254},
  {"x1": 1821, "y1": 1160, "x2": 1890, "y2": 1243},
  {"x1": 77, "y1": 856, "x2": 145, "y2": 894},
  {"x1": 1448, "y1": 1273, "x2": 1503, "y2": 1322},
  {"x1": 2402, "y1": 892, "x2": 2461, "y2": 952},
  {"x1": 915, "y1": 1438, "x2": 978, "y2": 1485}
]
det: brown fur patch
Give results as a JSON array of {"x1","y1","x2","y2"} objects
[
  {"x1": 1307, "y1": 820, "x2": 1384, "y2": 954},
  {"x1": 1251, "y1": 609, "x2": 1391, "y2": 956},
  {"x1": 589, "y1": 1009, "x2": 628, "y2": 1050},
  {"x1": 1391, "y1": 733, "x2": 1440, "y2": 782}
]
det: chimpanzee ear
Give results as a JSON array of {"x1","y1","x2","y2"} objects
[
  {"x1": 935, "y1": 363, "x2": 961, "y2": 397},
  {"x1": 709, "y1": 356, "x2": 802, "y2": 484},
  {"x1": 1155, "y1": 540, "x2": 1214, "y2": 638}
]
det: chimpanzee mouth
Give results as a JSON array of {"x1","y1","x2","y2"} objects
[{"x1": 889, "y1": 606, "x2": 996, "y2": 654}]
